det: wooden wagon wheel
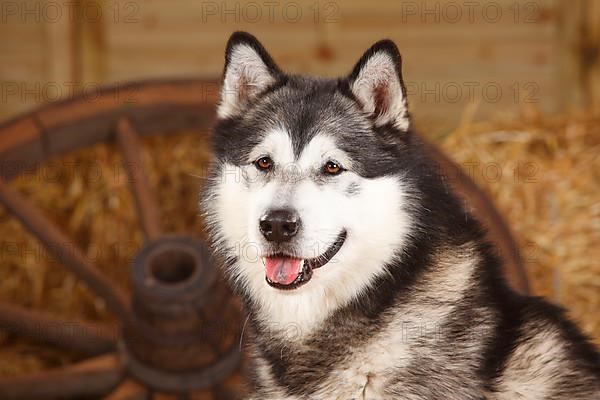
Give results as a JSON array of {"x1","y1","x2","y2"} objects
[{"x1": 0, "y1": 79, "x2": 529, "y2": 400}]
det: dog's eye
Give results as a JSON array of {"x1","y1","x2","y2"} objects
[
  {"x1": 255, "y1": 156, "x2": 273, "y2": 171},
  {"x1": 323, "y1": 161, "x2": 343, "y2": 175}
]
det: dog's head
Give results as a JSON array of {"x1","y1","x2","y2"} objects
[{"x1": 203, "y1": 32, "x2": 419, "y2": 331}]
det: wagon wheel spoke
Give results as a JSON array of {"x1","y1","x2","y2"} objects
[
  {"x1": 0, "y1": 353, "x2": 125, "y2": 400},
  {"x1": 115, "y1": 118, "x2": 162, "y2": 241},
  {"x1": 0, "y1": 180, "x2": 131, "y2": 320},
  {"x1": 104, "y1": 379, "x2": 149, "y2": 400},
  {"x1": 0, "y1": 303, "x2": 117, "y2": 355}
]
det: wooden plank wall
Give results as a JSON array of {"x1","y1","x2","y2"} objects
[{"x1": 1, "y1": 0, "x2": 598, "y2": 133}]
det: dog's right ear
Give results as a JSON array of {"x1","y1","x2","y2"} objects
[{"x1": 218, "y1": 32, "x2": 282, "y2": 119}]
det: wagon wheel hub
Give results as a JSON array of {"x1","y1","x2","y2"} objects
[{"x1": 122, "y1": 234, "x2": 240, "y2": 393}]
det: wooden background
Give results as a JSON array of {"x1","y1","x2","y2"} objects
[{"x1": 1, "y1": 0, "x2": 599, "y2": 133}]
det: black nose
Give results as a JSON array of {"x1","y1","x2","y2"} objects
[{"x1": 259, "y1": 209, "x2": 300, "y2": 242}]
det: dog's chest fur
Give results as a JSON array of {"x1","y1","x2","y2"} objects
[
  {"x1": 252, "y1": 329, "x2": 410, "y2": 400},
  {"x1": 248, "y1": 248, "x2": 492, "y2": 399}
]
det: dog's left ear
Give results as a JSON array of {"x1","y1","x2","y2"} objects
[
  {"x1": 347, "y1": 40, "x2": 409, "y2": 131},
  {"x1": 218, "y1": 32, "x2": 282, "y2": 118}
]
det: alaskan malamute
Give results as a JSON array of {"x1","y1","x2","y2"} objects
[{"x1": 202, "y1": 32, "x2": 600, "y2": 399}]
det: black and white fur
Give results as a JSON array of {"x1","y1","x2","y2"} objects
[{"x1": 202, "y1": 32, "x2": 600, "y2": 399}]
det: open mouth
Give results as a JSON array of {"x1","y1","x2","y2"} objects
[{"x1": 263, "y1": 230, "x2": 347, "y2": 290}]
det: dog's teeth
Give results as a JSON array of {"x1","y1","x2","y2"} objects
[{"x1": 299, "y1": 260, "x2": 305, "y2": 273}]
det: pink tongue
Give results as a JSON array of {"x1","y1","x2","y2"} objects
[{"x1": 264, "y1": 257, "x2": 302, "y2": 285}]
